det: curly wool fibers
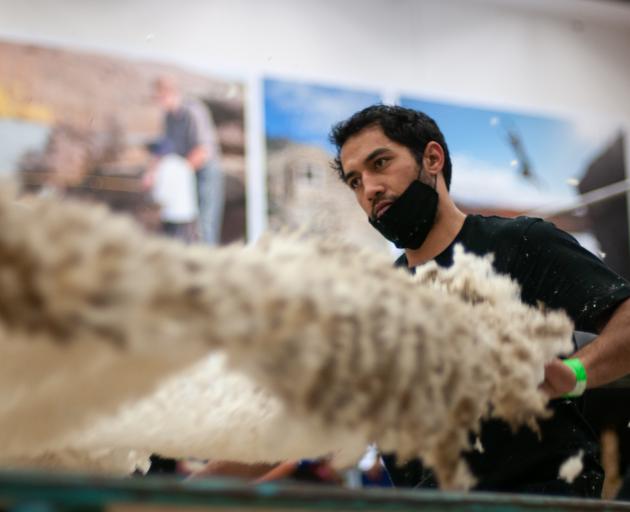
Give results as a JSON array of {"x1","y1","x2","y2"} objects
[{"x1": 0, "y1": 188, "x2": 573, "y2": 489}]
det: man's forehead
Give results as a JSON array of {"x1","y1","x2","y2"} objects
[{"x1": 340, "y1": 125, "x2": 390, "y2": 165}]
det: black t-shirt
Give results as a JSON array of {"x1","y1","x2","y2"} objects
[
  {"x1": 396, "y1": 215, "x2": 630, "y2": 331},
  {"x1": 390, "y1": 215, "x2": 630, "y2": 497}
]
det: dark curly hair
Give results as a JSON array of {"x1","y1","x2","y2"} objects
[{"x1": 329, "y1": 104, "x2": 452, "y2": 190}]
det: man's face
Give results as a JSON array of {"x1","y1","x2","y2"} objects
[
  {"x1": 153, "y1": 84, "x2": 177, "y2": 112},
  {"x1": 339, "y1": 124, "x2": 421, "y2": 220}
]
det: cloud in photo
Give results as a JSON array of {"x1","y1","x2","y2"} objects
[{"x1": 450, "y1": 154, "x2": 572, "y2": 210}]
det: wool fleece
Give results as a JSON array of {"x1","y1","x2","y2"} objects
[{"x1": 0, "y1": 186, "x2": 573, "y2": 489}]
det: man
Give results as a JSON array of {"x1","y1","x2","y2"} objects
[
  {"x1": 329, "y1": 105, "x2": 630, "y2": 497},
  {"x1": 153, "y1": 75, "x2": 224, "y2": 245}
]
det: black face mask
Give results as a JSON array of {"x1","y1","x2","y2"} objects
[{"x1": 368, "y1": 179, "x2": 439, "y2": 249}]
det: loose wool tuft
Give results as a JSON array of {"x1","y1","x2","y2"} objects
[
  {"x1": 0, "y1": 186, "x2": 573, "y2": 489},
  {"x1": 558, "y1": 450, "x2": 585, "y2": 484}
]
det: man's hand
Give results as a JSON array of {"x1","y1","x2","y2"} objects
[
  {"x1": 187, "y1": 146, "x2": 209, "y2": 171},
  {"x1": 540, "y1": 358, "x2": 577, "y2": 399},
  {"x1": 142, "y1": 168, "x2": 156, "y2": 190}
]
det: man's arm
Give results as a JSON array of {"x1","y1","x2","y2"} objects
[
  {"x1": 187, "y1": 145, "x2": 210, "y2": 171},
  {"x1": 186, "y1": 100, "x2": 216, "y2": 170},
  {"x1": 542, "y1": 297, "x2": 630, "y2": 398}
]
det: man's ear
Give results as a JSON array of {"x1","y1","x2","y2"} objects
[{"x1": 422, "y1": 141, "x2": 445, "y2": 178}]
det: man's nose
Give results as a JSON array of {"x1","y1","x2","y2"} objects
[{"x1": 364, "y1": 174, "x2": 385, "y2": 203}]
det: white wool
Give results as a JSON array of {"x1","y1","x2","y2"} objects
[
  {"x1": 48, "y1": 354, "x2": 367, "y2": 472},
  {"x1": 0, "y1": 187, "x2": 574, "y2": 489},
  {"x1": 0, "y1": 330, "x2": 197, "y2": 461},
  {"x1": 558, "y1": 450, "x2": 584, "y2": 484}
]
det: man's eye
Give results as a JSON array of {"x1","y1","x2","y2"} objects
[
  {"x1": 348, "y1": 178, "x2": 360, "y2": 190},
  {"x1": 374, "y1": 157, "x2": 388, "y2": 169}
]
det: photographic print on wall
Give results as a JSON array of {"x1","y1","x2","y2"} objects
[
  {"x1": 0, "y1": 39, "x2": 246, "y2": 245},
  {"x1": 264, "y1": 78, "x2": 392, "y2": 252},
  {"x1": 401, "y1": 96, "x2": 629, "y2": 279}
]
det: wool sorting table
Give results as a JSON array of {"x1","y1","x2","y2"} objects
[{"x1": 1, "y1": 470, "x2": 630, "y2": 512}]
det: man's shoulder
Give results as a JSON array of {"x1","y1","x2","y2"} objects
[
  {"x1": 458, "y1": 215, "x2": 559, "y2": 269},
  {"x1": 488, "y1": 215, "x2": 577, "y2": 249},
  {"x1": 470, "y1": 214, "x2": 540, "y2": 232},
  {"x1": 182, "y1": 98, "x2": 211, "y2": 118},
  {"x1": 464, "y1": 214, "x2": 544, "y2": 244},
  {"x1": 167, "y1": 99, "x2": 202, "y2": 121}
]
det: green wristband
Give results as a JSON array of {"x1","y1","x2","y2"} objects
[{"x1": 562, "y1": 358, "x2": 587, "y2": 398}]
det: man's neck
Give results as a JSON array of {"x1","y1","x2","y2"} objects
[
  {"x1": 166, "y1": 96, "x2": 183, "y2": 114},
  {"x1": 404, "y1": 203, "x2": 466, "y2": 267}
]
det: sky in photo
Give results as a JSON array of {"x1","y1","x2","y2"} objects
[{"x1": 265, "y1": 78, "x2": 381, "y2": 155}]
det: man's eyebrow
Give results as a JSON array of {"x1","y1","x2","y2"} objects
[{"x1": 364, "y1": 147, "x2": 391, "y2": 165}]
